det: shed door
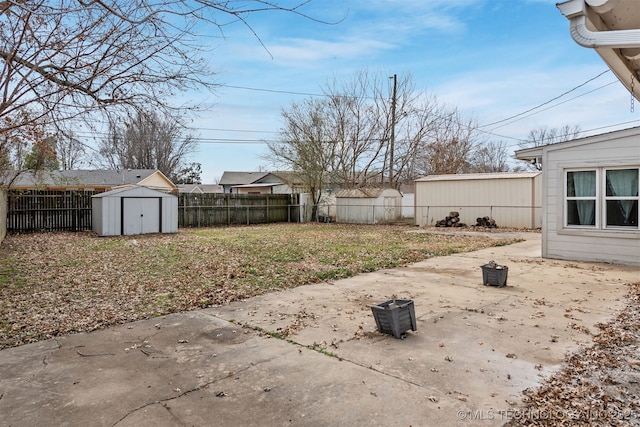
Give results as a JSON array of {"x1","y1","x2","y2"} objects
[
  {"x1": 122, "y1": 197, "x2": 161, "y2": 235},
  {"x1": 383, "y1": 197, "x2": 396, "y2": 222}
]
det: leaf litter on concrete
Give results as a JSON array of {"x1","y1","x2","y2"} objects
[{"x1": 505, "y1": 282, "x2": 640, "y2": 427}]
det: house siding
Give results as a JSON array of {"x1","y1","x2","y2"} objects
[
  {"x1": 542, "y1": 128, "x2": 640, "y2": 266},
  {"x1": 414, "y1": 173, "x2": 542, "y2": 228}
]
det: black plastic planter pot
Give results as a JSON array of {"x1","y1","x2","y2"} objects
[
  {"x1": 480, "y1": 263, "x2": 508, "y2": 287},
  {"x1": 370, "y1": 299, "x2": 417, "y2": 339}
]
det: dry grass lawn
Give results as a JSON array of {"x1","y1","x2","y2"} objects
[{"x1": 0, "y1": 223, "x2": 518, "y2": 349}]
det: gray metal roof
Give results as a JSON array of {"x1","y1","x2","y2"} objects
[
  {"x1": 219, "y1": 171, "x2": 269, "y2": 185},
  {"x1": 4, "y1": 169, "x2": 158, "y2": 188}
]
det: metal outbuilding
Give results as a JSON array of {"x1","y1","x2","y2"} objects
[
  {"x1": 92, "y1": 185, "x2": 178, "y2": 236},
  {"x1": 414, "y1": 172, "x2": 542, "y2": 229},
  {"x1": 335, "y1": 188, "x2": 402, "y2": 224}
]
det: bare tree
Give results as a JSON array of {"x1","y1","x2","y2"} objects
[
  {"x1": 467, "y1": 141, "x2": 511, "y2": 173},
  {"x1": 410, "y1": 108, "x2": 478, "y2": 176},
  {"x1": 523, "y1": 125, "x2": 582, "y2": 148},
  {"x1": 267, "y1": 97, "x2": 337, "y2": 219},
  {"x1": 0, "y1": 0, "x2": 322, "y2": 174},
  {"x1": 518, "y1": 125, "x2": 581, "y2": 170},
  {"x1": 270, "y1": 69, "x2": 481, "y2": 211},
  {"x1": 98, "y1": 110, "x2": 197, "y2": 182},
  {"x1": 57, "y1": 132, "x2": 88, "y2": 170}
]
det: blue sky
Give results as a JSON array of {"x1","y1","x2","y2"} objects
[{"x1": 186, "y1": 0, "x2": 639, "y2": 183}]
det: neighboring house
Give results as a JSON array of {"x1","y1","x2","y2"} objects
[
  {"x1": 557, "y1": 0, "x2": 640, "y2": 101},
  {"x1": 515, "y1": 126, "x2": 640, "y2": 267},
  {"x1": 414, "y1": 172, "x2": 542, "y2": 229},
  {"x1": 177, "y1": 184, "x2": 223, "y2": 194},
  {"x1": 219, "y1": 171, "x2": 308, "y2": 195},
  {"x1": 4, "y1": 169, "x2": 177, "y2": 193},
  {"x1": 335, "y1": 188, "x2": 403, "y2": 224}
]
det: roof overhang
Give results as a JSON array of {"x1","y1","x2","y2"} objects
[
  {"x1": 557, "y1": 0, "x2": 640, "y2": 100},
  {"x1": 231, "y1": 183, "x2": 279, "y2": 188}
]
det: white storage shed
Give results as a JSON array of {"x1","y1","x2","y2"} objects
[
  {"x1": 335, "y1": 188, "x2": 402, "y2": 224},
  {"x1": 92, "y1": 185, "x2": 178, "y2": 236},
  {"x1": 414, "y1": 172, "x2": 542, "y2": 229}
]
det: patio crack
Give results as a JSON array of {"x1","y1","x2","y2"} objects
[{"x1": 109, "y1": 361, "x2": 262, "y2": 427}]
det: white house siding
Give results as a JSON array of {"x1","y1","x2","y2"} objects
[
  {"x1": 540, "y1": 128, "x2": 640, "y2": 266},
  {"x1": 414, "y1": 173, "x2": 542, "y2": 228}
]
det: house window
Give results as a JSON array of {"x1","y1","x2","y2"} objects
[
  {"x1": 566, "y1": 170, "x2": 596, "y2": 226},
  {"x1": 565, "y1": 168, "x2": 639, "y2": 230},
  {"x1": 605, "y1": 169, "x2": 639, "y2": 228}
]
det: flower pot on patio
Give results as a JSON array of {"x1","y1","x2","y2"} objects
[
  {"x1": 370, "y1": 299, "x2": 417, "y2": 339},
  {"x1": 480, "y1": 261, "x2": 508, "y2": 287}
]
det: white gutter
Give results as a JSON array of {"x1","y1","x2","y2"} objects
[{"x1": 557, "y1": 0, "x2": 640, "y2": 49}]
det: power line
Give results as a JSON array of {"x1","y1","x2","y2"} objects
[
  {"x1": 488, "y1": 80, "x2": 619, "y2": 131},
  {"x1": 222, "y1": 84, "x2": 326, "y2": 98},
  {"x1": 479, "y1": 70, "x2": 612, "y2": 129}
]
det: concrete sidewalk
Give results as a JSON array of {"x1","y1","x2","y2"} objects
[{"x1": 1, "y1": 233, "x2": 638, "y2": 427}]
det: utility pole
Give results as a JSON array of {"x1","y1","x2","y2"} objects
[{"x1": 389, "y1": 73, "x2": 397, "y2": 189}]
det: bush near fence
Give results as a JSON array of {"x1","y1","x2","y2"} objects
[{"x1": 5, "y1": 191, "x2": 301, "y2": 233}]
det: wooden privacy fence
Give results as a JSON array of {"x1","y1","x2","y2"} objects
[
  {"x1": 7, "y1": 190, "x2": 93, "y2": 232},
  {"x1": 5, "y1": 191, "x2": 301, "y2": 233},
  {"x1": 178, "y1": 193, "x2": 301, "y2": 227}
]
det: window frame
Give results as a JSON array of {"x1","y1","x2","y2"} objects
[
  {"x1": 604, "y1": 167, "x2": 639, "y2": 230},
  {"x1": 563, "y1": 167, "x2": 640, "y2": 231},
  {"x1": 564, "y1": 169, "x2": 598, "y2": 228}
]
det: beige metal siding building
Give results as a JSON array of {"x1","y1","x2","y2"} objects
[
  {"x1": 516, "y1": 127, "x2": 640, "y2": 267},
  {"x1": 414, "y1": 172, "x2": 542, "y2": 229}
]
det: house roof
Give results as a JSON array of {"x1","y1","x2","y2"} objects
[
  {"x1": 557, "y1": 0, "x2": 640, "y2": 100},
  {"x1": 515, "y1": 125, "x2": 640, "y2": 161},
  {"x1": 415, "y1": 172, "x2": 541, "y2": 182},
  {"x1": 4, "y1": 169, "x2": 161, "y2": 189},
  {"x1": 219, "y1": 171, "x2": 269, "y2": 185},
  {"x1": 231, "y1": 182, "x2": 280, "y2": 188}
]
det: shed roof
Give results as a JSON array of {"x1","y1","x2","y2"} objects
[
  {"x1": 92, "y1": 185, "x2": 176, "y2": 198},
  {"x1": 415, "y1": 172, "x2": 541, "y2": 183}
]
